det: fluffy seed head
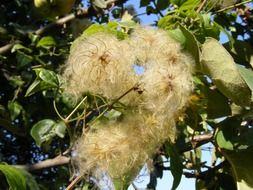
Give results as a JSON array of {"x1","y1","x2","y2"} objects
[
  {"x1": 62, "y1": 33, "x2": 138, "y2": 104},
  {"x1": 75, "y1": 113, "x2": 175, "y2": 181},
  {"x1": 139, "y1": 59, "x2": 192, "y2": 118},
  {"x1": 62, "y1": 26, "x2": 194, "y2": 183},
  {"x1": 129, "y1": 26, "x2": 182, "y2": 66}
]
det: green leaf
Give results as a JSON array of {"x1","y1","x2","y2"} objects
[
  {"x1": 179, "y1": 0, "x2": 200, "y2": 11},
  {"x1": 31, "y1": 119, "x2": 56, "y2": 146},
  {"x1": 11, "y1": 44, "x2": 32, "y2": 53},
  {"x1": 113, "y1": 179, "x2": 129, "y2": 190},
  {"x1": 19, "y1": 170, "x2": 40, "y2": 190},
  {"x1": 8, "y1": 101, "x2": 23, "y2": 120},
  {"x1": 200, "y1": 38, "x2": 251, "y2": 106},
  {"x1": 25, "y1": 68, "x2": 59, "y2": 97},
  {"x1": 165, "y1": 143, "x2": 183, "y2": 190},
  {"x1": 215, "y1": 130, "x2": 234, "y2": 150},
  {"x1": 157, "y1": 0, "x2": 170, "y2": 10},
  {"x1": 203, "y1": 87, "x2": 231, "y2": 119},
  {"x1": 228, "y1": 41, "x2": 253, "y2": 68},
  {"x1": 223, "y1": 147, "x2": 253, "y2": 190},
  {"x1": 54, "y1": 121, "x2": 66, "y2": 138},
  {"x1": 82, "y1": 184, "x2": 89, "y2": 190},
  {"x1": 38, "y1": 68, "x2": 59, "y2": 87},
  {"x1": 119, "y1": 20, "x2": 136, "y2": 28},
  {"x1": 25, "y1": 78, "x2": 41, "y2": 97},
  {"x1": 168, "y1": 25, "x2": 200, "y2": 68},
  {"x1": 92, "y1": 0, "x2": 107, "y2": 8},
  {"x1": 0, "y1": 164, "x2": 26, "y2": 190},
  {"x1": 140, "y1": 0, "x2": 150, "y2": 7},
  {"x1": 16, "y1": 51, "x2": 33, "y2": 68},
  {"x1": 170, "y1": 0, "x2": 187, "y2": 6},
  {"x1": 80, "y1": 23, "x2": 127, "y2": 39},
  {"x1": 215, "y1": 117, "x2": 253, "y2": 149},
  {"x1": 36, "y1": 36, "x2": 56, "y2": 48},
  {"x1": 30, "y1": 119, "x2": 66, "y2": 147},
  {"x1": 158, "y1": 15, "x2": 178, "y2": 29},
  {"x1": 8, "y1": 75, "x2": 25, "y2": 87},
  {"x1": 237, "y1": 65, "x2": 253, "y2": 101},
  {"x1": 180, "y1": 25, "x2": 200, "y2": 67}
]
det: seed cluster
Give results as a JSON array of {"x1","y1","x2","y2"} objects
[{"x1": 62, "y1": 26, "x2": 193, "y2": 184}]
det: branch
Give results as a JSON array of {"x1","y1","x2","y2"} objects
[
  {"x1": 196, "y1": 0, "x2": 208, "y2": 13},
  {"x1": 66, "y1": 175, "x2": 84, "y2": 190},
  {"x1": 35, "y1": 9, "x2": 88, "y2": 35},
  {"x1": 216, "y1": 0, "x2": 252, "y2": 13},
  {"x1": 0, "y1": 8, "x2": 89, "y2": 55},
  {"x1": 0, "y1": 41, "x2": 18, "y2": 55},
  {"x1": 192, "y1": 133, "x2": 213, "y2": 142},
  {"x1": 14, "y1": 155, "x2": 70, "y2": 171},
  {"x1": 152, "y1": 1, "x2": 164, "y2": 17},
  {"x1": 179, "y1": 133, "x2": 213, "y2": 153},
  {"x1": 183, "y1": 161, "x2": 228, "y2": 179}
]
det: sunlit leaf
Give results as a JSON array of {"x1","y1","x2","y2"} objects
[
  {"x1": 54, "y1": 121, "x2": 66, "y2": 138},
  {"x1": 200, "y1": 38, "x2": 251, "y2": 106},
  {"x1": 158, "y1": 15, "x2": 178, "y2": 29},
  {"x1": 168, "y1": 25, "x2": 200, "y2": 69},
  {"x1": 31, "y1": 119, "x2": 56, "y2": 146},
  {"x1": 11, "y1": 44, "x2": 32, "y2": 53},
  {"x1": 36, "y1": 36, "x2": 56, "y2": 48},
  {"x1": 0, "y1": 164, "x2": 26, "y2": 190},
  {"x1": 170, "y1": 0, "x2": 187, "y2": 6},
  {"x1": 77, "y1": 23, "x2": 127, "y2": 46},
  {"x1": 215, "y1": 130, "x2": 234, "y2": 150},
  {"x1": 179, "y1": 0, "x2": 200, "y2": 11},
  {"x1": 119, "y1": 20, "x2": 136, "y2": 28},
  {"x1": 38, "y1": 68, "x2": 59, "y2": 87},
  {"x1": 25, "y1": 68, "x2": 59, "y2": 97},
  {"x1": 25, "y1": 78, "x2": 41, "y2": 97},
  {"x1": 30, "y1": 119, "x2": 66, "y2": 146}
]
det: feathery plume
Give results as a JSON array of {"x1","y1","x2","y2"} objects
[
  {"x1": 62, "y1": 33, "x2": 139, "y2": 105},
  {"x1": 62, "y1": 26, "x2": 193, "y2": 185}
]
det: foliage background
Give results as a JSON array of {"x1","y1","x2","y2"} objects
[{"x1": 0, "y1": 0, "x2": 253, "y2": 189}]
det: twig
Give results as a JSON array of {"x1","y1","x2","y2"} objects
[
  {"x1": 0, "y1": 40, "x2": 19, "y2": 55},
  {"x1": 216, "y1": 0, "x2": 252, "y2": 13},
  {"x1": 192, "y1": 133, "x2": 213, "y2": 142},
  {"x1": 66, "y1": 175, "x2": 84, "y2": 190},
  {"x1": 35, "y1": 8, "x2": 88, "y2": 36},
  {"x1": 108, "y1": 85, "x2": 139, "y2": 109},
  {"x1": 183, "y1": 161, "x2": 227, "y2": 179},
  {"x1": 85, "y1": 85, "x2": 138, "y2": 123},
  {"x1": 65, "y1": 96, "x2": 87, "y2": 122},
  {"x1": 196, "y1": 0, "x2": 208, "y2": 13},
  {"x1": 14, "y1": 155, "x2": 70, "y2": 171},
  {"x1": 0, "y1": 8, "x2": 89, "y2": 55},
  {"x1": 132, "y1": 182, "x2": 139, "y2": 190},
  {"x1": 152, "y1": 1, "x2": 164, "y2": 17},
  {"x1": 179, "y1": 133, "x2": 213, "y2": 153}
]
